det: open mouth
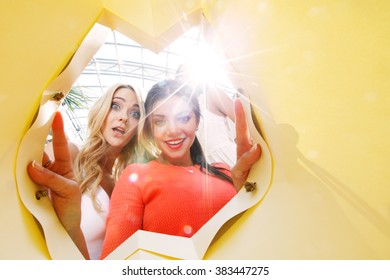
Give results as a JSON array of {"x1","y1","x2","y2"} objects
[{"x1": 113, "y1": 127, "x2": 126, "y2": 135}]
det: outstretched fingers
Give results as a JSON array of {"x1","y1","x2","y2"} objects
[
  {"x1": 51, "y1": 111, "x2": 72, "y2": 165},
  {"x1": 231, "y1": 144, "x2": 262, "y2": 191},
  {"x1": 27, "y1": 161, "x2": 82, "y2": 233},
  {"x1": 234, "y1": 99, "x2": 252, "y2": 159},
  {"x1": 232, "y1": 99, "x2": 262, "y2": 191},
  {"x1": 28, "y1": 161, "x2": 79, "y2": 197},
  {"x1": 26, "y1": 112, "x2": 88, "y2": 258}
]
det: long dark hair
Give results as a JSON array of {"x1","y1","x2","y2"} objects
[{"x1": 142, "y1": 79, "x2": 233, "y2": 184}]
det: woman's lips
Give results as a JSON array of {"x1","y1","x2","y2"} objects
[
  {"x1": 165, "y1": 138, "x2": 185, "y2": 149},
  {"x1": 112, "y1": 126, "x2": 126, "y2": 136}
]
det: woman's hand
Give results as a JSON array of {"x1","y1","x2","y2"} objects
[
  {"x1": 231, "y1": 99, "x2": 262, "y2": 191},
  {"x1": 27, "y1": 112, "x2": 89, "y2": 258}
]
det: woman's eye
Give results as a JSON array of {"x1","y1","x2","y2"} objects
[
  {"x1": 111, "y1": 103, "x2": 120, "y2": 110},
  {"x1": 129, "y1": 111, "x2": 140, "y2": 120},
  {"x1": 177, "y1": 115, "x2": 191, "y2": 123},
  {"x1": 154, "y1": 118, "x2": 165, "y2": 127}
]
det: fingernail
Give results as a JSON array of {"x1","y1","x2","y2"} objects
[
  {"x1": 32, "y1": 160, "x2": 44, "y2": 172},
  {"x1": 250, "y1": 143, "x2": 257, "y2": 152}
]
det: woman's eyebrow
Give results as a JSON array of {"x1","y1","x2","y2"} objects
[
  {"x1": 177, "y1": 110, "x2": 191, "y2": 115},
  {"x1": 113, "y1": 96, "x2": 126, "y2": 102},
  {"x1": 113, "y1": 97, "x2": 139, "y2": 107},
  {"x1": 151, "y1": 113, "x2": 165, "y2": 118},
  {"x1": 152, "y1": 110, "x2": 192, "y2": 117}
]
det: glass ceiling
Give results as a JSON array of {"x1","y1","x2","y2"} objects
[{"x1": 58, "y1": 25, "x2": 236, "y2": 146}]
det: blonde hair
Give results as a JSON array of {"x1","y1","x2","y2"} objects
[{"x1": 73, "y1": 83, "x2": 146, "y2": 210}]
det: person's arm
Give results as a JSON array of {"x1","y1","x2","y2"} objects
[
  {"x1": 100, "y1": 166, "x2": 144, "y2": 259},
  {"x1": 230, "y1": 99, "x2": 262, "y2": 191},
  {"x1": 207, "y1": 87, "x2": 236, "y2": 122},
  {"x1": 27, "y1": 112, "x2": 90, "y2": 259}
]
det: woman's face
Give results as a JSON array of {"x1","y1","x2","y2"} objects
[
  {"x1": 102, "y1": 87, "x2": 140, "y2": 150},
  {"x1": 151, "y1": 95, "x2": 198, "y2": 166}
]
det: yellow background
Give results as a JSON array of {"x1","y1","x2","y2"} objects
[{"x1": 0, "y1": 0, "x2": 389, "y2": 259}]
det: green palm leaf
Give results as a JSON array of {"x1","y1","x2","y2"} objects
[{"x1": 62, "y1": 87, "x2": 91, "y2": 111}]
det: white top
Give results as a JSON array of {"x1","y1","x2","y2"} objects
[
  {"x1": 80, "y1": 186, "x2": 109, "y2": 260},
  {"x1": 196, "y1": 109, "x2": 237, "y2": 168}
]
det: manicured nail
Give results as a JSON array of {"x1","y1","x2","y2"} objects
[
  {"x1": 250, "y1": 143, "x2": 257, "y2": 152},
  {"x1": 32, "y1": 160, "x2": 44, "y2": 172}
]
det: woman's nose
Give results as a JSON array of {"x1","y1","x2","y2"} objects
[
  {"x1": 166, "y1": 120, "x2": 179, "y2": 134},
  {"x1": 119, "y1": 111, "x2": 128, "y2": 122}
]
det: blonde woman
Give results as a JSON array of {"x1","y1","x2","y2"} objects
[{"x1": 28, "y1": 83, "x2": 146, "y2": 259}]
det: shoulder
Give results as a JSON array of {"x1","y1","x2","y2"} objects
[
  {"x1": 211, "y1": 162, "x2": 230, "y2": 169},
  {"x1": 207, "y1": 87, "x2": 231, "y2": 103},
  {"x1": 121, "y1": 161, "x2": 157, "y2": 173},
  {"x1": 211, "y1": 162, "x2": 231, "y2": 176},
  {"x1": 117, "y1": 161, "x2": 160, "y2": 184},
  {"x1": 206, "y1": 87, "x2": 235, "y2": 118}
]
